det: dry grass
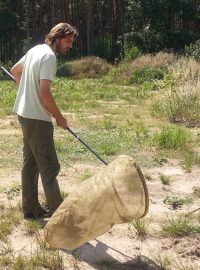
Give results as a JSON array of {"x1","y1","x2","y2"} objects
[
  {"x1": 130, "y1": 52, "x2": 177, "y2": 70},
  {"x1": 151, "y1": 56, "x2": 200, "y2": 123}
]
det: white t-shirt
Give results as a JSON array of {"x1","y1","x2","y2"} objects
[{"x1": 13, "y1": 44, "x2": 57, "y2": 122}]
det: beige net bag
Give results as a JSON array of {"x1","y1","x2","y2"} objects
[{"x1": 44, "y1": 155, "x2": 149, "y2": 250}]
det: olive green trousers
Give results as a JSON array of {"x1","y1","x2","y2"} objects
[{"x1": 18, "y1": 116, "x2": 63, "y2": 214}]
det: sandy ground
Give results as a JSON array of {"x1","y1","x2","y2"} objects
[
  {"x1": 0, "y1": 161, "x2": 200, "y2": 269},
  {"x1": 0, "y1": 118, "x2": 200, "y2": 269}
]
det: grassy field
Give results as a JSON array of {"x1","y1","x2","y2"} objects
[{"x1": 0, "y1": 53, "x2": 200, "y2": 269}]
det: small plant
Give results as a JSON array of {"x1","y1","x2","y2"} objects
[
  {"x1": 12, "y1": 256, "x2": 28, "y2": 269},
  {"x1": 160, "y1": 174, "x2": 171, "y2": 185},
  {"x1": 0, "y1": 255, "x2": 13, "y2": 269},
  {"x1": 79, "y1": 169, "x2": 92, "y2": 182},
  {"x1": 4, "y1": 182, "x2": 21, "y2": 199},
  {"x1": 36, "y1": 234, "x2": 52, "y2": 250},
  {"x1": 0, "y1": 242, "x2": 13, "y2": 257},
  {"x1": 183, "y1": 151, "x2": 196, "y2": 173},
  {"x1": 61, "y1": 190, "x2": 69, "y2": 199},
  {"x1": 154, "y1": 253, "x2": 172, "y2": 270},
  {"x1": 193, "y1": 186, "x2": 200, "y2": 198},
  {"x1": 182, "y1": 150, "x2": 200, "y2": 173},
  {"x1": 174, "y1": 258, "x2": 196, "y2": 270},
  {"x1": 25, "y1": 219, "x2": 41, "y2": 236},
  {"x1": 102, "y1": 117, "x2": 116, "y2": 130},
  {"x1": 131, "y1": 218, "x2": 150, "y2": 238},
  {"x1": 164, "y1": 196, "x2": 193, "y2": 209}
]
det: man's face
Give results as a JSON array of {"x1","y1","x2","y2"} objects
[{"x1": 56, "y1": 34, "x2": 74, "y2": 54}]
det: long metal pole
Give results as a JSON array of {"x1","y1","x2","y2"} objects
[
  {"x1": 0, "y1": 66, "x2": 15, "y2": 81},
  {"x1": 67, "y1": 127, "x2": 108, "y2": 165},
  {"x1": 0, "y1": 66, "x2": 108, "y2": 165}
]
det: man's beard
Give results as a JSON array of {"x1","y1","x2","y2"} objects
[{"x1": 56, "y1": 44, "x2": 68, "y2": 54}]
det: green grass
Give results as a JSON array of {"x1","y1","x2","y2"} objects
[
  {"x1": 0, "y1": 133, "x2": 22, "y2": 169},
  {"x1": 0, "y1": 81, "x2": 17, "y2": 115},
  {"x1": 182, "y1": 150, "x2": 200, "y2": 172},
  {"x1": 0, "y1": 205, "x2": 22, "y2": 242},
  {"x1": 129, "y1": 66, "x2": 164, "y2": 84},
  {"x1": 131, "y1": 218, "x2": 150, "y2": 238},
  {"x1": 79, "y1": 169, "x2": 93, "y2": 182},
  {"x1": 161, "y1": 215, "x2": 200, "y2": 237},
  {"x1": 0, "y1": 251, "x2": 64, "y2": 270},
  {"x1": 24, "y1": 219, "x2": 41, "y2": 236},
  {"x1": 153, "y1": 125, "x2": 191, "y2": 150},
  {"x1": 160, "y1": 174, "x2": 171, "y2": 185}
]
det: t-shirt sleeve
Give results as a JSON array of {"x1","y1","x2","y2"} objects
[
  {"x1": 17, "y1": 55, "x2": 26, "y2": 67},
  {"x1": 40, "y1": 55, "x2": 56, "y2": 81}
]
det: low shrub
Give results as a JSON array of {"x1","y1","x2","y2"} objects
[
  {"x1": 129, "y1": 66, "x2": 164, "y2": 84},
  {"x1": 184, "y1": 39, "x2": 200, "y2": 61},
  {"x1": 124, "y1": 45, "x2": 141, "y2": 61},
  {"x1": 57, "y1": 56, "x2": 111, "y2": 78}
]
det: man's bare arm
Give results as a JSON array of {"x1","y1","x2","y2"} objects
[
  {"x1": 39, "y1": 79, "x2": 68, "y2": 129},
  {"x1": 11, "y1": 63, "x2": 23, "y2": 85}
]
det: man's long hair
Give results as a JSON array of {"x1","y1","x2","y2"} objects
[{"x1": 45, "y1": 23, "x2": 78, "y2": 45}]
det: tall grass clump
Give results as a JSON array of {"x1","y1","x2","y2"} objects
[
  {"x1": 154, "y1": 125, "x2": 191, "y2": 150},
  {"x1": 57, "y1": 56, "x2": 111, "y2": 78},
  {"x1": 131, "y1": 218, "x2": 150, "y2": 238},
  {"x1": 161, "y1": 215, "x2": 200, "y2": 237},
  {"x1": 151, "y1": 58, "x2": 200, "y2": 124}
]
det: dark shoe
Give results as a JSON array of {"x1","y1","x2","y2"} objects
[{"x1": 24, "y1": 207, "x2": 50, "y2": 219}]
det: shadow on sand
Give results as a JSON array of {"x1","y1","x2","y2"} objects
[{"x1": 62, "y1": 240, "x2": 162, "y2": 270}]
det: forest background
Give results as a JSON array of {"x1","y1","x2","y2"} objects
[{"x1": 1, "y1": 0, "x2": 200, "y2": 65}]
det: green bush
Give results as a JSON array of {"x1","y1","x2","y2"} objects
[
  {"x1": 184, "y1": 39, "x2": 200, "y2": 61},
  {"x1": 124, "y1": 45, "x2": 141, "y2": 61},
  {"x1": 129, "y1": 66, "x2": 164, "y2": 84}
]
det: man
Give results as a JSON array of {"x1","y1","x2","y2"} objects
[{"x1": 11, "y1": 23, "x2": 78, "y2": 219}]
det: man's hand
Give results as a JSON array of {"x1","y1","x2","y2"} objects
[{"x1": 56, "y1": 115, "x2": 68, "y2": 129}]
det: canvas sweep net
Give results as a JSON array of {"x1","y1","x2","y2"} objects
[{"x1": 44, "y1": 155, "x2": 149, "y2": 250}]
